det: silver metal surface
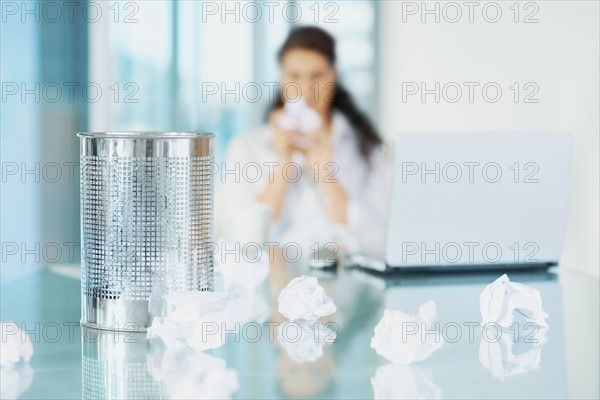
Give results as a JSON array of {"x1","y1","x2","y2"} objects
[
  {"x1": 81, "y1": 328, "x2": 166, "y2": 399},
  {"x1": 79, "y1": 132, "x2": 215, "y2": 331}
]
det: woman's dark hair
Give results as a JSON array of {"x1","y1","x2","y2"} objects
[{"x1": 269, "y1": 26, "x2": 382, "y2": 162}]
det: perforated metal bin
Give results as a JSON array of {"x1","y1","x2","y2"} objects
[{"x1": 78, "y1": 132, "x2": 215, "y2": 331}]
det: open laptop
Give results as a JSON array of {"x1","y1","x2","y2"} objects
[{"x1": 349, "y1": 132, "x2": 572, "y2": 272}]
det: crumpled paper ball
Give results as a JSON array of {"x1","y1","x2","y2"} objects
[
  {"x1": 147, "y1": 291, "x2": 232, "y2": 352},
  {"x1": 216, "y1": 241, "x2": 270, "y2": 293},
  {"x1": 277, "y1": 275, "x2": 337, "y2": 322},
  {"x1": 371, "y1": 363, "x2": 442, "y2": 399},
  {"x1": 161, "y1": 291, "x2": 231, "y2": 323},
  {"x1": 0, "y1": 364, "x2": 34, "y2": 400},
  {"x1": 277, "y1": 321, "x2": 337, "y2": 364},
  {"x1": 148, "y1": 346, "x2": 239, "y2": 399},
  {"x1": 480, "y1": 274, "x2": 549, "y2": 328},
  {"x1": 278, "y1": 97, "x2": 322, "y2": 133},
  {"x1": 479, "y1": 326, "x2": 547, "y2": 380},
  {"x1": 0, "y1": 321, "x2": 34, "y2": 367},
  {"x1": 278, "y1": 97, "x2": 322, "y2": 148},
  {"x1": 370, "y1": 301, "x2": 443, "y2": 365},
  {"x1": 222, "y1": 293, "x2": 269, "y2": 327}
]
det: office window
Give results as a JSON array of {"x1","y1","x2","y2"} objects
[
  {"x1": 90, "y1": 1, "x2": 379, "y2": 162},
  {"x1": 108, "y1": 1, "x2": 173, "y2": 130}
]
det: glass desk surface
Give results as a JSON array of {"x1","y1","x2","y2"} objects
[{"x1": 1, "y1": 260, "x2": 598, "y2": 399}]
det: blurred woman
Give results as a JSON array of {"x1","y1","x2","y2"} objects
[{"x1": 224, "y1": 26, "x2": 390, "y2": 256}]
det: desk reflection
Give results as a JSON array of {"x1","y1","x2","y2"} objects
[
  {"x1": 81, "y1": 328, "x2": 166, "y2": 399},
  {"x1": 360, "y1": 269, "x2": 566, "y2": 399},
  {"x1": 78, "y1": 258, "x2": 567, "y2": 399}
]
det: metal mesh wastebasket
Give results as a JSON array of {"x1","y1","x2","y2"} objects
[{"x1": 79, "y1": 132, "x2": 215, "y2": 331}]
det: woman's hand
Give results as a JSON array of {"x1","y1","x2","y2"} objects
[
  {"x1": 301, "y1": 128, "x2": 348, "y2": 224},
  {"x1": 268, "y1": 109, "x2": 295, "y2": 163},
  {"x1": 303, "y1": 128, "x2": 334, "y2": 174},
  {"x1": 260, "y1": 109, "x2": 297, "y2": 222}
]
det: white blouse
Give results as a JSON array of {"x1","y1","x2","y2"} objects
[{"x1": 222, "y1": 111, "x2": 391, "y2": 256}]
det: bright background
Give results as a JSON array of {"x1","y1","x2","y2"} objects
[{"x1": 1, "y1": 1, "x2": 598, "y2": 275}]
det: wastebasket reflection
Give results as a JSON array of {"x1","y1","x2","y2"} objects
[
  {"x1": 81, "y1": 326, "x2": 239, "y2": 399},
  {"x1": 81, "y1": 327, "x2": 166, "y2": 399}
]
